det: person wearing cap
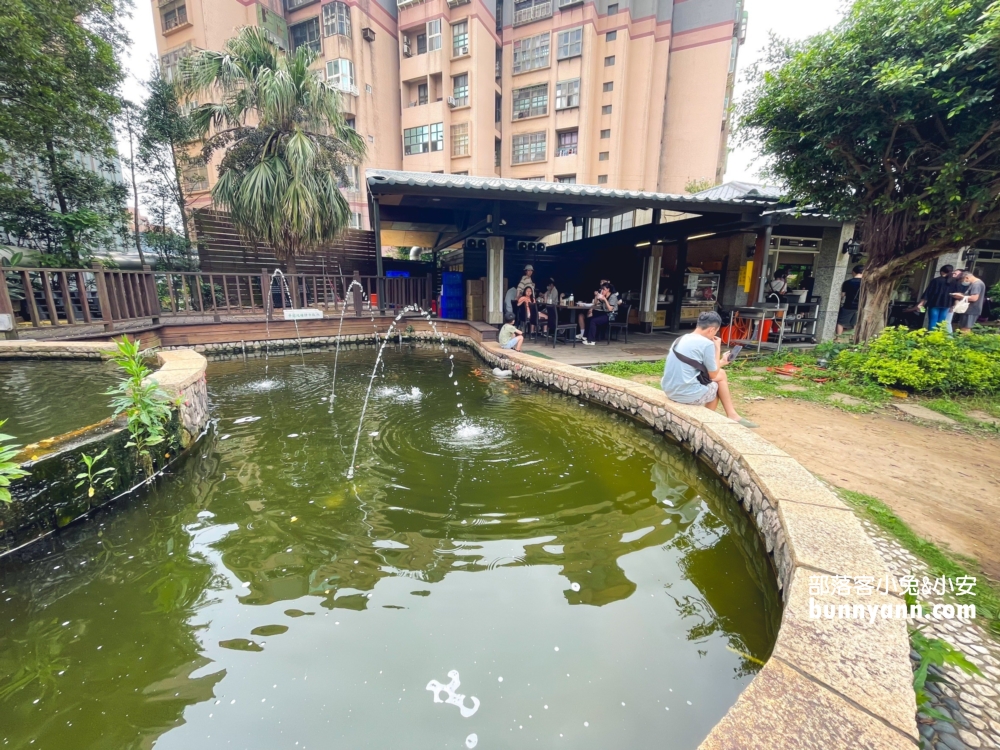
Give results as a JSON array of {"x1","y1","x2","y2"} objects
[{"x1": 517, "y1": 265, "x2": 535, "y2": 296}]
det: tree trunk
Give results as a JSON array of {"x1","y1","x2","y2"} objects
[
  {"x1": 853, "y1": 274, "x2": 897, "y2": 342},
  {"x1": 170, "y1": 147, "x2": 192, "y2": 262},
  {"x1": 44, "y1": 138, "x2": 77, "y2": 264},
  {"x1": 125, "y1": 108, "x2": 146, "y2": 266},
  {"x1": 285, "y1": 254, "x2": 299, "y2": 307}
]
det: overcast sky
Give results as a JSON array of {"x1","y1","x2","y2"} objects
[{"x1": 116, "y1": 0, "x2": 847, "y2": 197}]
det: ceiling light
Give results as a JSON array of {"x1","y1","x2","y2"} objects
[
  {"x1": 686, "y1": 232, "x2": 715, "y2": 241},
  {"x1": 635, "y1": 241, "x2": 651, "y2": 248}
]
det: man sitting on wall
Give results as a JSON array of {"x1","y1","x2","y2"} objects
[{"x1": 660, "y1": 311, "x2": 755, "y2": 427}]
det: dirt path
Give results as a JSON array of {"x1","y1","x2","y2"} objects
[
  {"x1": 627, "y1": 373, "x2": 1000, "y2": 580},
  {"x1": 740, "y1": 398, "x2": 1000, "y2": 581}
]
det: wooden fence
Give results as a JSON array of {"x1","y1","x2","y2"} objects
[{"x1": 0, "y1": 265, "x2": 432, "y2": 337}]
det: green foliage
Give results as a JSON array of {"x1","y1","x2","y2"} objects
[
  {"x1": 740, "y1": 0, "x2": 1000, "y2": 338},
  {"x1": 911, "y1": 627, "x2": 983, "y2": 720},
  {"x1": 684, "y1": 178, "x2": 715, "y2": 194},
  {"x1": 0, "y1": 0, "x2": 129, "y2": 263},
  {"x1": 833, "y1": 326, "x2": 1000, "y2": 393},
  {"x1": 0, "y1": 419, "x2": 29, "y2": 504},
  {"x1": 75, "y1": 448, "x2": 116, "y2": 499},
  {"x1": 106, "y1": 338, "x2": 172, "y2": 475},
  {"x1": 593, "y1": 359, "x2": 665, "y2": 378},
  {"x1": 181, "y1": 27, "x2": 366, "y2": 265}
]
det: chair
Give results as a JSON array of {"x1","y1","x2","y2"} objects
[
  {"x1": 606, "y1": 302, "x2": 631, "y2": 344},
  {"x1": 549, "y1": 305, "x2": 577, "y2": 348}
]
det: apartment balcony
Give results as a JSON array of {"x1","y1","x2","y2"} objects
[
  {"x1": 401, "y1": 99, "x2": 445, "y2": 130},
  {"x1": 555, "y1": 145, "x2": 577, "y2": 157},
  {"x1": 400, "y1": 48, "x2": 443, "y2": 84},
  {"x1": 513, "y1": 1, "x2": 552, "y2": 27}
]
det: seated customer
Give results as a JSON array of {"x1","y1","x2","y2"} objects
[
  {"x1": 516, "y1": 286, "x2": 539, "y2": 332},
  {"x1": 581, "y1": 284, "x2": 614, "y2": 345},
  {"x1": 660, "y1": 311, "x2": 754, "y2": 426},
  {"x1": 498, "y1": 314, "x2": 524, "y2": 351}
]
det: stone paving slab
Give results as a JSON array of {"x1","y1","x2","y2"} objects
[
  {"x1": 738, "y1": 453, "x2": 849, "y2": 509},
  {"x1": 894, "y1": 402, "x2": 957, "y2": 424},
  {"x1": 829, "y1": 393, "x2": 865, "y2": 406}
]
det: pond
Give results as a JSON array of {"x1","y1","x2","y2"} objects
[
  {"x1": 0, "y1": 359, "x2": 121, "y2": 444},
  {"x1": 0, "y1": 345, "x2": 781, "y2": 749}
]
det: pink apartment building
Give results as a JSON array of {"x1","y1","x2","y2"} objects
[{"x1": 152, "y1": 0, "x2": 746, "y2": 227}]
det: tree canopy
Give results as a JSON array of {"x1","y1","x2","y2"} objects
[
  {"x1": 181, "y1": 27, "x2": 365, "y2": 268},
  {"x1": 740, "y1": 0, "x2": 1000, "y2": 339}
]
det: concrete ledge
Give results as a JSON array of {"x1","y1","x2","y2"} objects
[
  {"x1": 0, "y1": 340, "x2": 117, "y2": 359},
  {"x1": 150, "y1": 349, "x2": 209, "y2": 448}
]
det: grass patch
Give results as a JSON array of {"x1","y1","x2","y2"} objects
[
  {"x1": 592, "y1": 359, "x2": 664, "y2": 378},
  {"x1": 837, "y1": 487, "x2": 1000, "y2": 637}
]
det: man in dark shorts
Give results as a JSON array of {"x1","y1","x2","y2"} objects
[{"x1": 836, "y1": 265, "x2": 864, "y2": 336}]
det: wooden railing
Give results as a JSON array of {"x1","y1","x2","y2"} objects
[{"x1": 0, "y1": 265, "x2": 433, "y2": 337}]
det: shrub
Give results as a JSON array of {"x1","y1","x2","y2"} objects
[
  {"x1": 106, "y1": 338, "x2": 173, "y2": 475},
  {"x1": 833, "y1": 327, "x2": 1000, "y2": 394}
]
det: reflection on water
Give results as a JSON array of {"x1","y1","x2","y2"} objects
[
  {"x1": 0, "y1": 360, "x2": 120, "y2": 443},
  {"x1": 0, "y1": 346, "x2": 781, "y2": 749}
]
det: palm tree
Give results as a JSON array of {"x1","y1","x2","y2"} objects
[{"x1": 181, "y1": 27, "x2": 365, "y2": 278}]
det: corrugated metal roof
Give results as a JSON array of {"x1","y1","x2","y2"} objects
[
  {"x1": 692, "y1": 181, "x2": 787, "y2": 202},
  {"x1": 366, "y1": 170, "x2": 782, "y2": 207}
]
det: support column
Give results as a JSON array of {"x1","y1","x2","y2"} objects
[
  {"x1": 486, "y1": 236, "x2": 504, "y2": 325},
  {"x1": 747, "y1": 227, "x2": 772, "y2": 305},
  {"x1": 721, "y1": 233, "x2": 754, "y2": 308},
  {"x1": 638, "y1": 246, "x2": 663, "y2": 332},
  {"x1": 372, "y1": 199, "x2": 385, "y2": 314},
  {"x1": 669, "y1": 239, "x2": 688, "y2": 330},
  {"x1": 814, "y1": 222, "x2": 856, "y2": 341}
]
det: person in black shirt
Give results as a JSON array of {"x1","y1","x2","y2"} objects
[
  {"x1": 915, "y1": 264, "x2": 955, "y2": 332},
  {"x1": 836, "y1": 265, "x2": 865, "y2": 335}
]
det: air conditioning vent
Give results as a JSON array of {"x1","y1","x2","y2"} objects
[
  {"x1": 447, "y1": 96, "x2": 457, "y2": 107},
  {"x1": 403, "y1": 42, "x2": 412, "y2": 56},
  {"x1": 362, "y1": 27, "x2": 376, "y2": 42},
  {"x1": 459, "y1": 45, "x2": 469, "y2": 55}
]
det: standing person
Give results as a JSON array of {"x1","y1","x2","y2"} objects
[
  {"x1": 582, "y1": 284, "x2": 614, "y2": 345},
  {"x1": 504, "y1": 285, "x2": 518, "y2": 318},
  {"x1": 660, "y1": 311, "x2": 754, "y2": 426},
  {"x1": 914, "y1": 264, "x2": 955, "y2": 332},
  {"x1": 951, "y1": 269, "x2": 986, "y2": 333},
  {"x1": 516, "y1": 265, "x2": 535, "y2": 295},
  {"x1": 498, "y1": 314, "x2": 523, "y2": 351},
  {"x1": 836, "y1": 265, "x2": 864, "y2": 336},
  {"x1": 944, "y1": 267, "x2": 967, "y2": 332}
]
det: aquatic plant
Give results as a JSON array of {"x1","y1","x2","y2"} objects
[
  {"x1": 0, "y1": 418, "x2": 29, "y2": 503},
  {"x1": 106, "y1": 338, "x2": 172, "y2": 475},
  {"x1": 75, "y1": 448, "x2": 116, "y2": 498}
]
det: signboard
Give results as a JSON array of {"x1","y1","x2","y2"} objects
[{"x1": 282, "y1": 309, "x2": 323, "y2": 321}]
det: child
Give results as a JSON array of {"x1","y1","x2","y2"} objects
[{"x1": 498, "y1": 314, "x2": 523, "y2": 352}]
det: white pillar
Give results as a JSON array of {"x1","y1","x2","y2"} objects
[
  {"x1": 486, "y1": 236, "x2": 504, "y2": 325},
  {"x1": 638, "y1": 246, "x2": 663, "y2": 326},
  {"x1": 815, "y1": 222, "x2": 855, "y2": 341}
]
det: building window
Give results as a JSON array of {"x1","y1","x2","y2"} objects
[
  {"x1": 556, "y1": 175, "x2": 576, "y2": 183},
  {"x1": 452, "y1": 74, "x2": 469, "y2": 106},
  {"x1": 162, "y1": 1, "x2": 188, "y2": 31},
  {"x1": 513, "y1": 32, "x2": 550, "y2": 74},
  {"x1": 602, "y1": 104, "x2": 612, "y2": 115},
  {"x1": 349, "y1": 211, "x2": 363, "y2": 229},
  {"x1": 561, "y1": 217, "x2": 582, "y2": 242},
  {"x1": 430, "y1": 122, "x2": 444, "y2": 151},
  {"x1": 555, "y1": 78, "x2": 580, "y2": 109},
  {"x1": 512, "y1": 132, "x2": 546, "y2": 164},
  {"x1": 513, "y1": 0, "x2": 553, "y2": 26},
  {"x1": 599, "y1": 151, "x2": 609, "y2": 160},
  {"x1": 612, "y1": 211, "x2": 633, "y2": 231},
  {"x1": 600, "y1": 128, "x2": 611, "y2": 138},
  {"x1": 607, "y1": 2, "x2": 618, "y2": 12},
  {"x1": 340, "y1": 164, "x2": 361, "y2": 191},
  {"x1": 512, "y1": 83, "x2": 548, "y2": 119},
  {"x1": 729, "y1": 36, "x2": 739, "y2": 74},
  {"x1": 598, "y1": 174, "x2": 608, "y2": 184},
  {"x1": 452, "y1": 123, "x2": 470, "y2": 156},
  {"x1": 454, "y1": 171, "x2": 469, "y2": 175},
  {"x1": 523, "y1": 176, "x2": 546, "y2": 181},
  {"x1": 556, "y1": 129, "x2": 578, "y2": 156},
  {"x1": 452, "y1": 21, "x2": 469, "y2": 55},
  {"x1": 323, "y1": 2, "x2": 351, "y2": 37},
  {"x1": 603, "y1": 81, "x2": 613, "y2": 92},
  {"x1": 495, "y1": 137, "x2": 502, "y2": 168},
  {"x1": 417, "y1": 32, "x2": 427, "y2": 54},
  {"x1": 326, "y1": 58, "x2": 355, "y2": 92},
  {"x1": 495, "y1": 92, "x2": 502, "y2": 122},
  {"x1": 345, "y1": 117, "x2": 356, "y2": 129},
  {"x1": 160, "y1": 42, "x2": 194, "y2": 82},
  {"x1": 606, "y1": 30, "x2": 617, "y2": 41},
  {"x1": 183, "y1": 163, "x2": 208, "y2": 192},
  {"x1": 427, "y1": 19, "x2": 442, "y2": 51},
  {"x1": 604, "y1": 55, "x2": 615, "y2": 66},
  {"x1": 404, "y1": 125, "x2": 429, "y2": 155},
  {"x1": 557, "y1": 27, "x2": 582, "y2": 59},
  {"x1": 291, "y1": 18, "x2": 321, "y2": 54},
  {"x1": 286, "y1": 0, "x2": 317, "y2": 9},
  {"x1": 417, "y1": 82, "x2": 428, "y2": 105}
]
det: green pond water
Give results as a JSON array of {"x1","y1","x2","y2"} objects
[
  {"x1": 0, "y1": 345, "x2": 782, "y2": 749},
  {"x1": 0, "y1": 360, "x2": 121, "y2": 444}
]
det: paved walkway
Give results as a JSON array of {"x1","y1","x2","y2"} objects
[
  {"x1": 864, "y1": 522, "x2": 1000, "y2": 749},
  {"x1": 520, "y1": 330, "x2": 681, "y2": 367}
]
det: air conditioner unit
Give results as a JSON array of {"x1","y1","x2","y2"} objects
[
  {"x1": 403, "y1": 41, "x2": 412, "y2": 56},
  {"x1": 362, "y1": 26, "x2": 376, "y2": 42},
  {"x1": 517, "y1": 241, "x2": 528, "y2": 252},
  {"x1": 459, "y1": 45, "x2": 469, "y2": 55},
  {"x1": 537, "y1": 242, "x2": 546, "y2": 252},
  {"x1": 447, "y1": 96, "x2": 457, "y2": 107}
]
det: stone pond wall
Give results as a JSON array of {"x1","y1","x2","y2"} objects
[{"x1": 1, "y1": 345, "x2": 209, "y2": 556}]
